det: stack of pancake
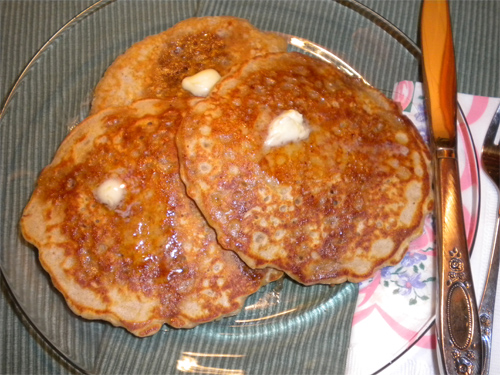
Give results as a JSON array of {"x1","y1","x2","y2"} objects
[{"x1": 21, "y1": 16, "x2": 432, "y2": 336}]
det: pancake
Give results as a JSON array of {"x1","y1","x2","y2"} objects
[
  {"x1": 90, "y1": 16, "x2": 287, "y2": 114},
  {"x1": 176, "y1": 52, "x2": 433, "y2": 285},
  {"x1": 20, "y1": 99, "x2": 282, "y2": 337}
]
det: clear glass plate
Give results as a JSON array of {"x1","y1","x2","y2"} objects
[{"x1": 0, "y1": 1, "x2": 480, "y2": 374}]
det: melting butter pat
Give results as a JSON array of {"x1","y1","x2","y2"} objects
[
  {"x1": 264, "y1": 110, "x2": 310, "y2": 147},
  {"x1": 95, "y1": 178, "x2": 126, "y2": 209},
  {"x1": 182, "y1": 69, "x2": 221, "y2": 97}
]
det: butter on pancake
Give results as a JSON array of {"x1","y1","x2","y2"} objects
[
  {"x1": 90, "y1": 16, "x2": 287, "y2": 114},
  {"x1": 176, "y1": 52, "x2": 433, "y2": 285},
  {"x1": 20, "y1": 99, "x2": 281, "y2": 337},
  {"x1": 182, "y1": 69, "x2": 222, "y2": 97}
]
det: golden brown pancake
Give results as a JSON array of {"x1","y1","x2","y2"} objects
[
  {"x1": 21, "y1": 99, "x2": 281, "y2": 337},
  {"x1": 176, "y1": 52, "x2": 433, "y2": 285},
  {"x1": 90, "y1": 16, "x2": 287, "y2": 114}
]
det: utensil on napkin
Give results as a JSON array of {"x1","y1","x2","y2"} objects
[
  {"x1": 478, "y1": 105, "x2": 500, "y2": 375},
  {"x1": 421, "y1": 0, "x2": 483, "y2": 374}
]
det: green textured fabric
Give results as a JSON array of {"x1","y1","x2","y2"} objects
[
  {"x1": 1, "y1": 1, "x2": 498, "y2": 374},
  {"x1": 358, "y1": 0, "x2": 500, "y2": 98}
]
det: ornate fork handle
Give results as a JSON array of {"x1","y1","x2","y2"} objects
[
  {"x1": 479, "y1": 214, "x2": 500, "y2": 375},
  {"x1": 479, "y1": 103, "x2": 500, "y2": 375}
]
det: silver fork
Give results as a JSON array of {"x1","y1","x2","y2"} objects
[{"x1": 479, "y1": 104, "x2": 500, "y2": 375}]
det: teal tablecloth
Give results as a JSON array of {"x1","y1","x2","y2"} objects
[{"x1": 1, "y1": 1, "x2": 499, "y2": 374}]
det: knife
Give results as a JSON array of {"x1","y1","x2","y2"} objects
[{"x1": 421, "y1": 1, "x2": 483, "y2": 374}]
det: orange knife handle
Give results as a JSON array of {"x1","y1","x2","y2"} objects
[
  {"x1": 435, "y1": 151, "x2": 483, "y2": 375},
  {"x1": 421, "y1": 0, "x2": 457, "y2": 144}
]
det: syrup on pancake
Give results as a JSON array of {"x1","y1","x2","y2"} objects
[{"x1": 21, "y1": 99, "x2": 281, "y2": 336}]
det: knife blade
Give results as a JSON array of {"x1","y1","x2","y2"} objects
[{"x1": 421, "y1": 1, "x2": 483, "y2": 374}]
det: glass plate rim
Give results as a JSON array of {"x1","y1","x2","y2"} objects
[{"x1": 0, "y1": 1, "x2": 481, "y2": 374}]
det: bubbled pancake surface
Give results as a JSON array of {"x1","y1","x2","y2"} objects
[
  {"x1": 90, "y1": 16, "x2": 287, "y2": 114},
  {"x1": 176, "y1": 52, "x2": 433, "y2": 286},
  {"x1": 20, "y1": 99, "x2": 281, "y2": 337}
]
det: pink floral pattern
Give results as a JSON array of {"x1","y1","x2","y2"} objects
[
  {"x1": 354, "y1": 217, "x2": 435, "y2": 316},
  {"x1": 393, "y1": 81, "x2": 415, "y2": 111}
]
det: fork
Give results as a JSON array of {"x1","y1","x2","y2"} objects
[{"x1": 479, "y1": 104, "x2": 500, "y2": 375}]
